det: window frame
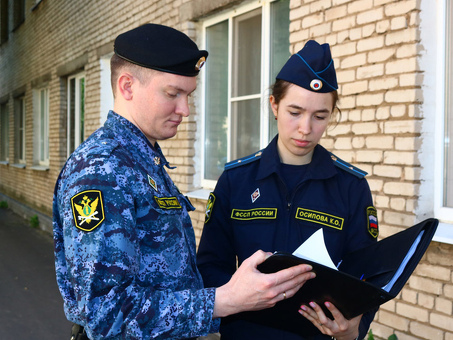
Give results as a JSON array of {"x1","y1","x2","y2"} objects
[
  {"x1": 67, "y1": 72, "x2": 85, "y2": 157},
  {"x1": 199, "y1": 0, "x2": 286, "y2": 189},
  {"x1": 433, "y1": 0, "x2": 453, "y2": 223},
  {"x1": 33, "y1": 87, "x2": 49, "y2": 167},
  {"x1": 0, "y1": 102, "x2": 9, "y2": 163},
  {"x1": 14, "y1": 96, "x2": 26, "y2": 164}
]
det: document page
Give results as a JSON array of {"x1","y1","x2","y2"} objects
[
  {"x1": 292, "y1": 229, "x2": 338, "y2": 270},
  {"x1": 381, "y1": 230, "x2": 424, "y2": 292}
]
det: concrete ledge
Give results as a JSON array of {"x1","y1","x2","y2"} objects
[{"x1": 0, "y1": 193, "x2": 53, "y2": 235}]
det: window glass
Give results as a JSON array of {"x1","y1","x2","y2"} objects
[
  {"x1": 269, "y1": 0, "x2": 291, "y2": 139},
  {"x1": 444, "y1": 0, "x2": 453, "y2": 207},
  {"x1": 202, "y1": 0, "x2": 290, "y2": 182},
  {"x1": 0, "y1": 103, "x2": 9, "y2": 162},
  {"x1": 205, "y1": 21, "x2": 229, "y2": 180},
  {"x1": 0, "y1": 0, "x2": 8, "y2": 44},
  {"x1": 14, "y1": 97, "x2": 25, "y2": 163},
  {"x1": 67, "y1": 73, "x2": 85, "y2": 156},
  {"x1": 39, "y1": 88, "x2": 48, "y2": 163}
]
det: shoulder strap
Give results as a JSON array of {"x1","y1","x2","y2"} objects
[
  {"x1": 330, "y1": 152, "x2": 367, "y2": 178},
  {"x1": 224, "y1": 150, "x2": 264, "y2": 170}
]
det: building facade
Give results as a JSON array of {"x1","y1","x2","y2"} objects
[{"x1": 0, "y1": 0, "x2": 452, "y2": 339}]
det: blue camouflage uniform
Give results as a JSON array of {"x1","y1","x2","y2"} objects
[
  {"x1": 197, "y1": 135, "x2": 379, "y2": 340},
  {"x1": 53, "y1": 111, "x2": 219, "y2": 339}
]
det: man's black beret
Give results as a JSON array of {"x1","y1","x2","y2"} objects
[
  {"x1": 276, "y1": 40, "x2": 338, "y2": 93},
  {"x1": 114, "y1": 23, "x2": 208, "y2": 77}
]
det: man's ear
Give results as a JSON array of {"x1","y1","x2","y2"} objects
[{"x1": 117, "y1": 73, "x2": 134, "y2": 100}]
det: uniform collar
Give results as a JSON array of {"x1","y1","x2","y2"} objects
[
  {"x1": 256, "y1": 135, "x2": 337, "y2": 181},
  {"x1": 106, "y1": 111, "x2": 174, "y2": 169}
]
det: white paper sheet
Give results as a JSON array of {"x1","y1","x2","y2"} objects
[{"x1": 292, "y1": 229, "x2": 338, "y2": 270}]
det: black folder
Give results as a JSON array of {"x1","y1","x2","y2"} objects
[{"x1": 257, "y1": 218, "x2": 438, "y2": 322}]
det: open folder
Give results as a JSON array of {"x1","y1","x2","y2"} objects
[{"x1": 257, "y1": 218, "x2": 438, "y2": 322}]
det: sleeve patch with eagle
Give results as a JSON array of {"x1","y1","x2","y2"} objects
[{"x1": 71, "y1": 190, "x2": 105, "y2": 232}]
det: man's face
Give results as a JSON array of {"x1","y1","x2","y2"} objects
[{"x1": 130, "y1": 71, "x2": 197, "y2": 145}]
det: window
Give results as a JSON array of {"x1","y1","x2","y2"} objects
[
  {"x1": 0, "y1": 0, "x2": 8, "y2": 44},
  {"x1": 14, "y1": 96, "x2": 26, "y2": 164},
  {"x1": 33, "y1": 87, "x2": 49, "y2": 166},
  {"x1": 12, "y1": 0, "x2": 25, "y2": 30},
  {"x1": 201, "y1": 0, "x2": 290, "y2": 184},
  {"x1": 0, "y1": 102, "x2": 9, "y2": 162},
  {"x1": 443, "y1": 0, "x2": 453, "y2": 211},
  {"x1": 67, "y1": 72, "x2": 85, "y2": 156}
]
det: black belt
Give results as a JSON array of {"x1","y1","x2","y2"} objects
[{"x1": 71, "y1": 324, "x2": 89, "y2": 340}]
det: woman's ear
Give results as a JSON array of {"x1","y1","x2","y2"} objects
[
  {"x1": 117, "y1": 73, "x2": 134, "y2": 101},
  {"x1": 269, "y1": 95, "x2": 278, "y2": 118}
]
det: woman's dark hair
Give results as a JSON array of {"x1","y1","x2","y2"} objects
[{"x1": 270, "y1": 79, "x2": 341, "y2": 124}]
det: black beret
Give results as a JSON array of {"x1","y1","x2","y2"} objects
[
  {"x1": 114, "y1": 23, "x2": 208, "y2": 77},
  {"x1": 276, "y1": 40, "x2": 338, "y2": 93}
]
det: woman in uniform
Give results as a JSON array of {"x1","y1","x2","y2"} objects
[{"x1": 197, "y1": 40, "x2": 378, "y2": 340}]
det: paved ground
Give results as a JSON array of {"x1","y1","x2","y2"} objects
[
  {"x1": 0, "y1": 207, "x2": 72, "y2": 340},
  {"x1": 0, "y1": 206, "x2": 221, "y2": 340}
]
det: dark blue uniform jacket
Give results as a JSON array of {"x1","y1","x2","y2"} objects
[{"x1": 197, "y1": 135, "x2": 378, "y2": 340}]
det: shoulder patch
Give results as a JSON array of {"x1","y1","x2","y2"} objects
[
  {"x1": 330, "y1": 152, "x2": 367, "y2": 178},
  {"x1": 366, "y1": 206, "x2": 379, "y2": 238},
  {"x1": 204, "y1": 192, "x2": 216, "y2": 224},
  {"x1": 224, "y1": 150, "x2": 264, "y2": 170},
  {"x1": 71, "y1": 190, "x2": 105, "y2": 232}
]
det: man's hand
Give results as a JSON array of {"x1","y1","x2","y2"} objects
[{"x1": 213, "y1": 250, "x2": 315, "y2": 318}]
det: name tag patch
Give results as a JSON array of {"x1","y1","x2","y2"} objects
[
  {"x1": 231, "y1": 208, "x2": 277, "y2": 220},
  {"x1": 295, "y1": 208, "x2": 344, "y2": 230},
  {"x1": 154, "y1": 196, "x2": 182, "y2": 209}
]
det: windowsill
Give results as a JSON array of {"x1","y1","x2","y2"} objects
[
  {"x1": 30, "y1": 165, "x2": 49, "y2": 171},
  {"x1": 0, "y1": 161, "x2": 9, "y2": 165},
  {"x1": 186, "y1": 189, "x2": 211, "y2": 200},
  {"x1": 433, "y1": 222, "x2": 453, "y2": 245},
  {"x1": 10, "y1": 163, "x2": 26, "y2": 169}
]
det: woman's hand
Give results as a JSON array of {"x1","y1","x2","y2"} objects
[{"x1": 299, "y1": 301, "x2": 361, "y2": 340}]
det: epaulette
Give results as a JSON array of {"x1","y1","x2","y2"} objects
[
  {"x1": 224, "y1": 150, "x2": 264, "y2": 170},
  {"x1": 330, "y1": 152, "x2": 367, "y2": 178}
]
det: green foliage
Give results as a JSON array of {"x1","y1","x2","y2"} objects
[
  {"x1": 30, "y1": 214, "x2": 39, "y2": 229},
  {"x1": 368, "y1": 329, "x2": 398, "y2": 340},
  {"x1": 0, "y1": 201, "x2": 8, "y2": 208}
]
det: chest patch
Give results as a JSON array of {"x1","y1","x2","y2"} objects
[
  {"x1": 154, "y1": 196, "x2": 182, "y2": 209},
  {"x1": 295, "y1": 208, "x2": 344, "y2": 230},
  {"x1": 71, "y1": 190, "x2": 105, "y2": 232},
  {"x1": 231, "y1": 208, "x2": 277, "y2": 220}
]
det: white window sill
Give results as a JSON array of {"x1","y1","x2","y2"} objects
[
  {"x1": 0, "y1": 161, "x2": 9, "y2": 165},
  {"x1": 185, "y1": 189, "x2": 211, "y2": 200},
  {"x1": 433, "y1": 222, "x2": 453, "y2": 245},
  {"x1": 10, "y1": 163, "x2": 26, "y2": 169},
  {"x1": 30, "y1": 165, "x2": 49, "y2": 171}
]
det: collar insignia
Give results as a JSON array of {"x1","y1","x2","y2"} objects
[{"x1": 154, "y1": 157, "x2": 161, "y2": 165}]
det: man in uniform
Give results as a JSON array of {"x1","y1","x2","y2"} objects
[{"x1": 53, "y1": 23, "x2": 315, "y2": 340}]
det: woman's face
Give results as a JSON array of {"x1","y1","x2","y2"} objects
[{"x1": 270, "y1": 84, "x2": 333, "y2": 165}]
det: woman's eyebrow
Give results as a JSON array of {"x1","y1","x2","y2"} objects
[{"x1": 287, "y1": 103, "x2": 330, "y2": 114}]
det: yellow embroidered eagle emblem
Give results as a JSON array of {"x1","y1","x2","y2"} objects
[{"x1": 71, "y1": 190, "x2": 105, "y2": 231}]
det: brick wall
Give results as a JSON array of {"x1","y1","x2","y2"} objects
[{"x1": 0, "y1": 0, "x2": 451, "y2": 339}]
